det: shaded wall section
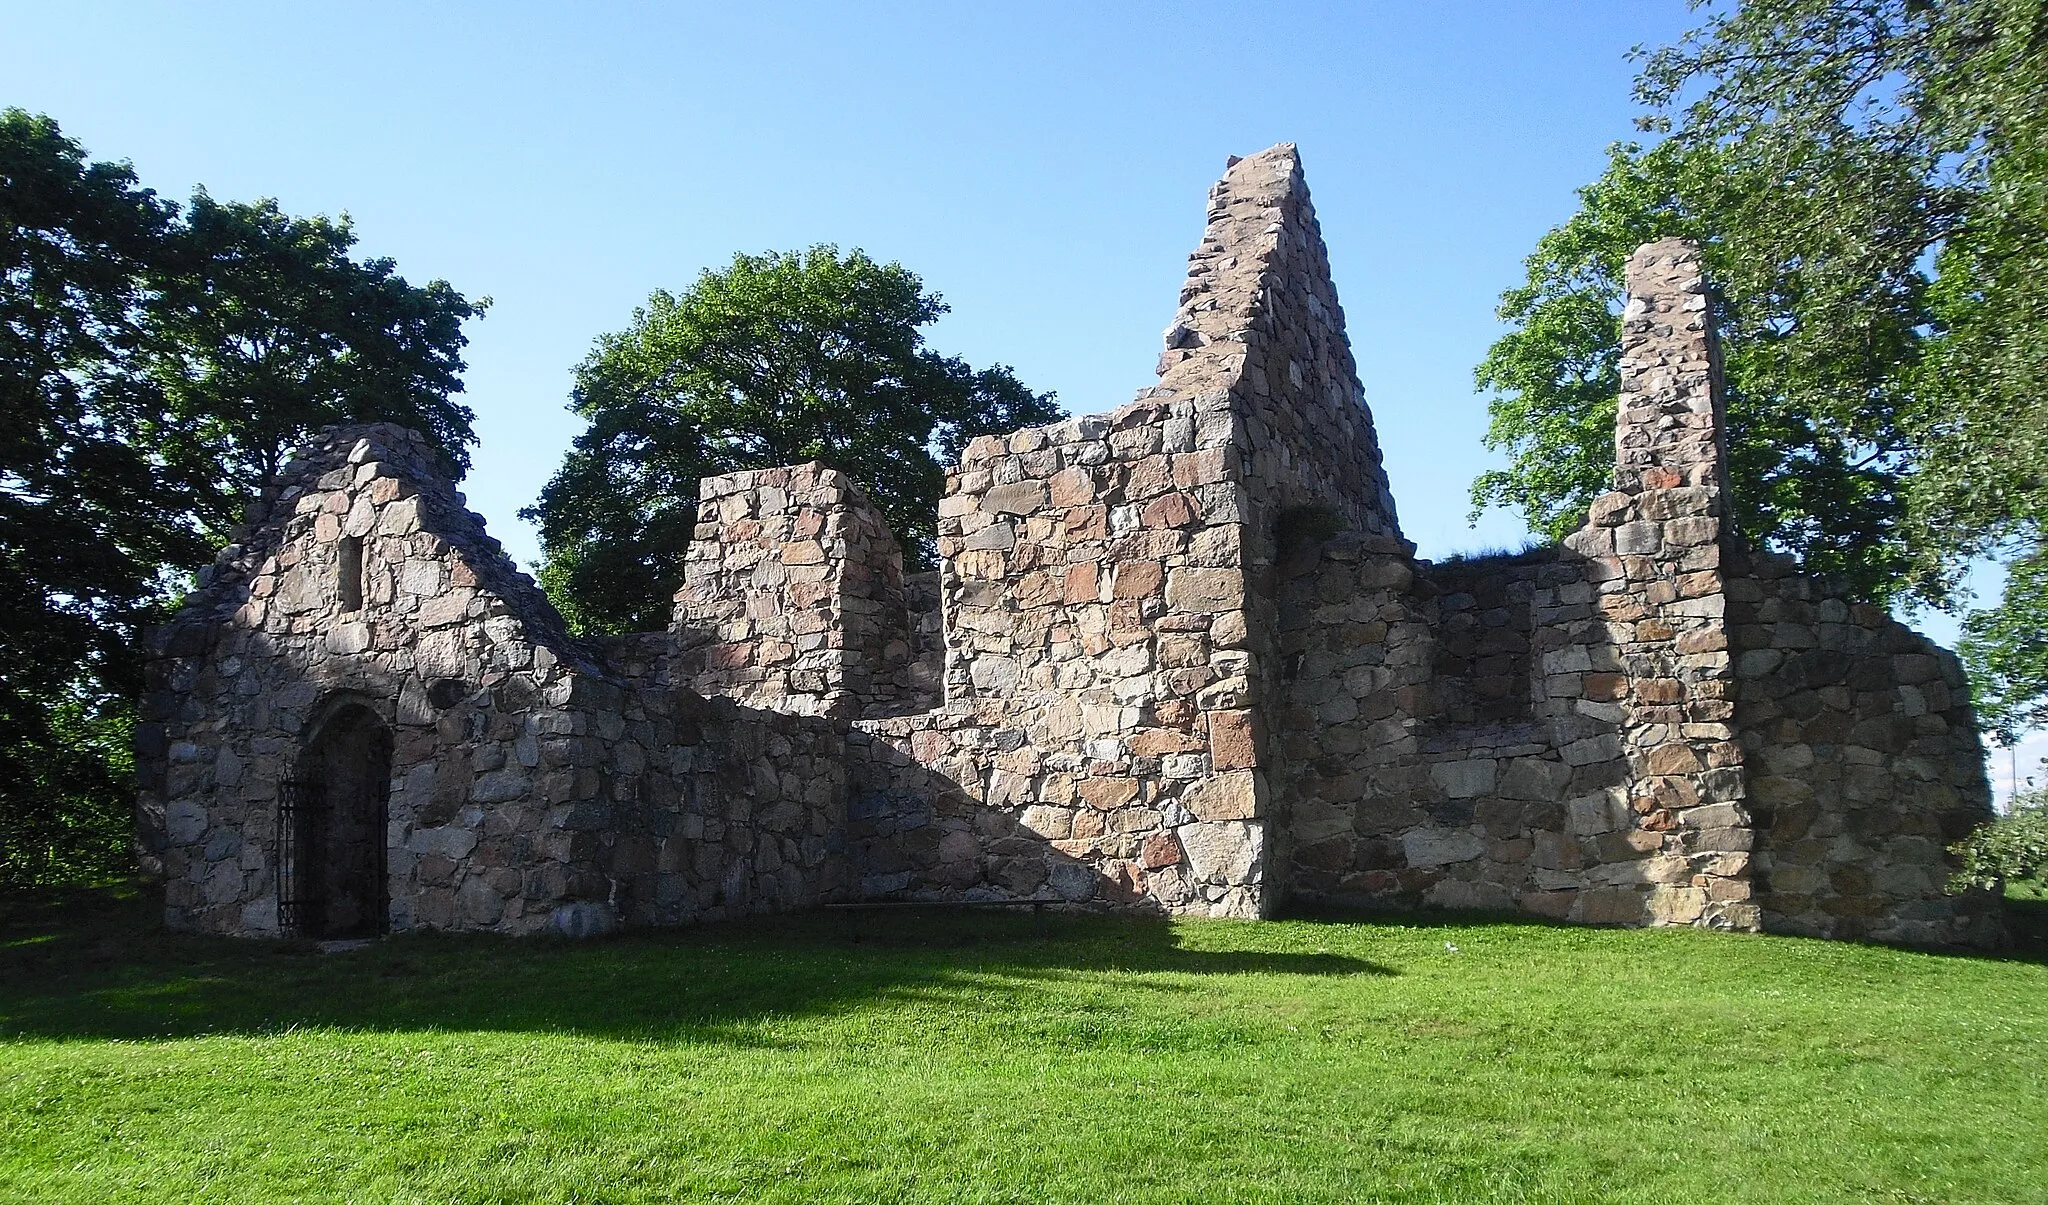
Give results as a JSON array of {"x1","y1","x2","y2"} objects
[
  {"x1": 1268, "y1": 240, "x2": 1995, "y2": 941},
  {"x1": 140, "y1": 425, "x2": 850, "y2": 938},
  {"x1": 1730, "y1": 549, "x2": 1999, "y2": 944}
]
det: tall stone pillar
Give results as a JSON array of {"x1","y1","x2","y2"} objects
[
  {"x1": 1567, "y1": 239, "x2": 1758, "y2": 929},
  {"x1": 1614, "y1": 241, "x2": 1733, "y2": 495}
]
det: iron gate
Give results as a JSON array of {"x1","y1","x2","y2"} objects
[{"x1": 277, "y1": 778, "x2": 325, "y2": 937}]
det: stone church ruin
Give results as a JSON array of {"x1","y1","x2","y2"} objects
[{"x1": 138, "y1": 144, "x2": 2001, "y2": 947}]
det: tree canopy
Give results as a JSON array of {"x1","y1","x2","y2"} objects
[
  {"x1": 1472, "y1": 0, "x2": 2048, "y2": 736},
  {"x1": 1, "y1": 109, "x2": 485, "y2": 885},
  {"x1": 525, "y1": 246, "x2": 1058, "y2": 635}
]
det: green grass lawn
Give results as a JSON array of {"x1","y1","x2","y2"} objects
[{"x1": 3, "y1": 887, "x2": 2046, "y2": 1204}]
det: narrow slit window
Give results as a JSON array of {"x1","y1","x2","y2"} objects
[{"x1": 338, "y1": 536, "x2": 364, "y2": 612}]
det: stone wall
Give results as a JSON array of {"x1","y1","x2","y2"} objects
[
  {"x1": 140, "y1": 145, "x2": 2000, "y2": 948},
  {"x1": 1168, "y1": 146, "x2": 1409, "y2": 900},
  {"x1": 1156, "y1": 149, "x2": 1401, "y2": 543},
  {"x1": 1273, "y1": 540, "x2": 1626, "y2": 918},
  {"x1": 1552, "y1": 239, "x2": 1754, "y2": 926},
  {"x1": 673, "y1": 462, "x2": 925, "y2": 718},
  {"x1": 1267, "y1": 239, "x2": 1992, "y2": 940},
  {"x1": 903, "y1": 570, "x2": 944, "y2": 700},
  {"x1": 851, "y1": 389, "x2": 1264, "y2": 916},
  {"x1": 140, "y1": 425, "x2": 848, "y2": 938},
  {"x1": 1730, "y1": 550, "x2": 1999, "y2": 945},
  {"x1": 845, "y1": 145, "x2": 1397, "y2": 918}
]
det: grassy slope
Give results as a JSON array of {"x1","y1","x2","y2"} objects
[{"x1": 2, "y1": 887, "x2": 2045, "y2": 1205}]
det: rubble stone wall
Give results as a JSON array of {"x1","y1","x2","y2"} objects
[
  {"x1": 853, "y1": 387, "x2": 1266, "y2": 916},
  {"x1": 140, "y1": 426, "x2": 848, "y2": 938},
  {"x1": 673, "y1": 462, "x2": 926, "y2": 718},
  {"x1": 1155, "y1": 146, "x2": 1408, "y2": 900},
  {"x1": 903, "y1": 570, "x2": 944, "y2": 698},
  {"x1": 1276, "y1": 543, "x2": 1580, "y2": 916},
  {"x1": 141, "y1": 146, "x2": 1999, "y2": 947},
  {"x1": 1267, "y1": 239, "x2": 1990, "y2": 938},
  {"x1": 842, "y1": 145, "x2": 1387, "y2": 918},
  {"x1": 1156, "y1": 149, "x2": 1401, "y2": 544},
  {"x1": 1550, "y1": 240, "x2": 1756, "y2": 927},
  {"x1": 1729, "y1": 549, "x2": 2000, "y2": 945}
]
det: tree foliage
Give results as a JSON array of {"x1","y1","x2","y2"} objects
[
  {"x1": 1473, "y1": 140, "x2": 1922, "y2": 603},
  {"x1": 526, "y1": 247, "x2": 1058, "y2": 635},
  {"x1": 1961, "y1": 551, "x2": 2048, "y2": 744},
  {"x1": 150, "y1": 191, "x2": 482, "y2": 530},
  {"x1": 1949, "y1": 782, "x2": 2048, "y2": 891},
  {"x1": 1473, "y1": 0, "x2": 2048, "y2": 727},
  {"x1": 1, "y1": 109, "x2": 484, "y2": 886}
]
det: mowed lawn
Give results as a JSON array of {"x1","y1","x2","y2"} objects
[{"x1": 3, "y1": 888, "x2": 2046, "y2": 1204}]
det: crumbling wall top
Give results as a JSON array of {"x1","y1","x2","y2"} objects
[
  {"x1": 1616, "y1": 238, "x2": 1727, "y2": 496},
  {"x1": 674, "y1": 460, "x2": 919, "y2": 718},
  {"x1": 1158, "y1": 143, "x2": 1401, "y2": 542}
]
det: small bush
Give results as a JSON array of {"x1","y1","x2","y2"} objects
[{"x1": 1949, "y1": 787, "x2": 2048, "y2": 892}]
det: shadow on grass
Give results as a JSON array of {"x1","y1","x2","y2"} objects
[
  {"x1": 2005, "y1": 893, "x2": 2048, "y2": 954},
  {"x1": 0, "y1": 883, "x2": 1390, "y2": 1044}
]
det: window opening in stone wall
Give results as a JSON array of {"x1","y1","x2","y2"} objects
[{"x1": 338, "y1": 536, "x2": 364, "y2": 612}]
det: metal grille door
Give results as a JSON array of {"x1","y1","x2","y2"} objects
[{"x1": 277, "y1": 779, "x2": 325, "y2": 937}]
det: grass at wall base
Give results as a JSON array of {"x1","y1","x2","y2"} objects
[{"x1": 3, "y1": 884, "x2": 2045, "y2": 1204}]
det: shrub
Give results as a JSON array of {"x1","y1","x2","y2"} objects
[{"x1": 1949, "y1": 785, "x2": 2048, "y2": 892}]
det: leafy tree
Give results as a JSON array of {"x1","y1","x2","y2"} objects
[
  {"x1": 3, "y1": 110, "x2": 188, "y2": 887},
  {"x1": 0, "y1": 109, "x2": 484, "y2": 887},
  {"x1": 1472, "y1": 0, "x2": 2048, "y2": 720},
  {"x1": 149, "y1": 191, "x2": 483, "y2": 534},
  {"x1": 1961, "y1": 549, "x2": 2048, "y2": 745},
  {"x1": 1472, "y1": 141, "x2": 1921, "y2": 603},
  {"x1": 526, "y1": 246, "x2": 1058, "y2": 635}
]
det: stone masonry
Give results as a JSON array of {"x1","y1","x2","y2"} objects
[
  {"x1": 139, "y1": 144, "x2": 2001, "y2": 946},
  {"x1": 137, "y1": 426, "x2": 847, "y2": 937},
  {"x1": 673, "y1": 462, "x2": 932, "y2": 718}
]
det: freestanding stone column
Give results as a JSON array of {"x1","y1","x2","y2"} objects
[{"x1": 1613, "y1": 241, "x2": 1731, "y2": 494}]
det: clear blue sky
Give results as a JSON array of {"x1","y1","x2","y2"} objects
[
  {"x1": 5, "y1": 0, "x2": 1700, "y2": 561},
  {"x1": 11, "y1": 1, "x2": 2037, "y2": 788}
]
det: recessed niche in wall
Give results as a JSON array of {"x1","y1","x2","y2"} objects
[{"x1": 338, "y1": 536, "x2": 365, "y2": 612}]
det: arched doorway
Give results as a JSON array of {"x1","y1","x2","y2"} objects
[{"x1": 279, "y1": 703, "x2": 392, "y2": 939}]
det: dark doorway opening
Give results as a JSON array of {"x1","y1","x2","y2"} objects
[{"x1": 279, "y1": 704, "x2": 392, "y2": 939}]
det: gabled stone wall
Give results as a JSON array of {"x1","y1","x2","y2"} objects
[
  {"x1": 843, "y1": 145, "x2": 1393, "y2": 918},
  {"x1": 141, "y1": 425, "x2": 849, "y2": 938}
]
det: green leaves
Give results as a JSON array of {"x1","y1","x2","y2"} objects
[
  {"x1": 0, "y1": 108, "x2": 484, "y2": 886},
  {"x1": 1471, "y1": 139, "x2": 1922, "y2": 603},
  {"x1": 149, "y1": 192, "x2": 484, "y2": 529},
  {"x1": 525, "y1": 246, "x2": 1058, "y2": 635},
  {"x1": 1961, "y1": 549, "x2": 2048, "y2": 744},
  {"x1": 1476, "y1": 1, "x2": 2048, "y2": 735},
  {"x1": 1949, "y1": 787, "x2": 2048, "y2": 891}
]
